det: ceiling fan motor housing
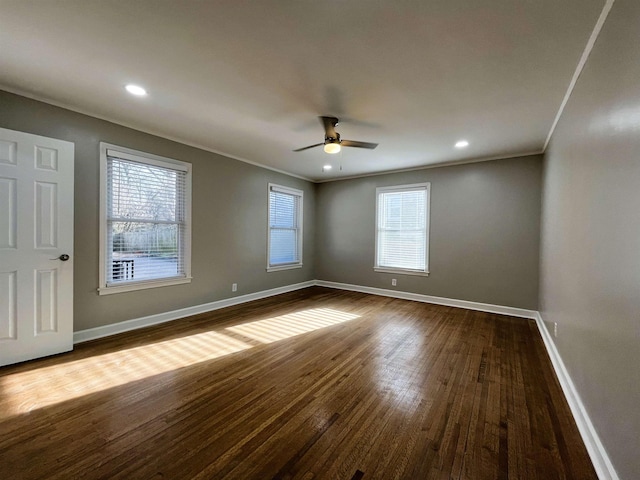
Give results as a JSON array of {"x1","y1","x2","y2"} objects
[{"x1": 325, "y1": 132, "x2": 341, "y2": 145}]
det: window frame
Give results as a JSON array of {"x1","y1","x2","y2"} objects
[
  {"x1": 98, "y1": 142, "x2": 192, "y2": 295},
  {"x1": 267, "y1": 183, "x2": 304, "y2": 272},
  {"x1": 374, "y1": 182, "x2": 431, "y2": 276}
]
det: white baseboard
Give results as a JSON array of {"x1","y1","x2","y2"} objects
[
  {"x1": 534, "y1": 313, "x2": 619, "y2": 480},
  {"x1": 73, "y1": 280, "x2": 315, "y2": 344},
  {"x1": 315, "y1": 280, "x2": 538, "y2": 319},
  {"x1": 74, "y1": 279, "x2": 536, "y2": 344}
]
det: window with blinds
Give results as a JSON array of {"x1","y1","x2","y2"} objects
[
  {"x1": 375, "y1": 183, "x2": 430, "y2": 274},
  {"x1": 99, "y1": 144, "x2": 192, "y2": 294},
  {"x1": 268, "y1": 184, "x2": 303, "y2": 271}
]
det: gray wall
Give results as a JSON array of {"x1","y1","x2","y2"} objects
[
  {"x1": 316, "y1": 156, "x2": 542, "y2": 310},
  {"x1": 539, "y1": 1, "x2": 640, "y2": 478},
  {"x1": 0, "y1": 90, "x2": 315, "y2": 331}
]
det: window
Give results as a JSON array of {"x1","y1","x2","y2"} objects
[
  {"x1": 99, "y1": 143, "x2": 192, "y2": 294},
  {"x1": 267, "y1": 184, "x2": 303, "y2": 271},
  {"x1": 375, "y1": 183, "x2": 430, "y2": 275}
]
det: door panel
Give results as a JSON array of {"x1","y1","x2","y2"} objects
[
  {"x1": 0, "y1": 127, "x2": 74, "y2": 366},
  {"x1": 0, "y1": 139, "x2": 17, "y2": 165},
  {"x1": 0, "y1": 270, "x2": 17, "y2": 340},
  {"x1": 0, "y1": 177, "x2": 16, "y2": 248},
  {"x1": 35, "y1": 181, "x2": 58, "y2": 248},
  {"x1": 35, "y1": 269, "x2": 58, "y2": 334}
]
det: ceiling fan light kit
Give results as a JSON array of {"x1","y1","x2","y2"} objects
[
  {"x1": 294, "y1": 116, "x2": 378, "y2": 154},
  {"x1": 324, "y1": 142, "x2": 341, "y2": 154}
]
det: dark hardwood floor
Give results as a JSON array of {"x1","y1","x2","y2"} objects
[{"x1": 0, "y1": 287, "x2": 596, "y2": 479}]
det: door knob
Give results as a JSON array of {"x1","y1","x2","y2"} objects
[{"x1": 51, "y1": 254, "x2": 70, "y2": 261}]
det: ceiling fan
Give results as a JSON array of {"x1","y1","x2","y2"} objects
[{"x1": 293, "y1": 116, "x2": 378, "y2": 154}]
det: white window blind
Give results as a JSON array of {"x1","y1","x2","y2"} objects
[
  {"x1": 268, "y1": 184, "x2": 303, "y2": 270},
  {"x1": 376, "y1": 183, "x2": 430, "y2": 273},
  {"x1": 105, "y1": 149, "x2": 190, "y2": 287}
]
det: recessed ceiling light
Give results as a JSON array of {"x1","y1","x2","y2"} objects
[
  {"x1": 455, "y1": 140, "x2": 469, "y2": 148},
  {"x1": 323, "y1": 165, "x2": 332, "y2": 171},
  {"x1": 125, "y1": 84, "x2": 147, "y2": 96}
]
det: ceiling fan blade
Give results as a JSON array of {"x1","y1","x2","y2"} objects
[
  {"x1": 293, "y1": 142, "x2": 324, "y2": 152},
  {"x1": 341, "y1": 139, "x2": 378, "y2": 149},
  {"x1": 319, "y1": 116, "x2": 339, "y2": 138}
]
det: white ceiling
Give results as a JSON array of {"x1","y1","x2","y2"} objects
[{"x1": 0, "y1": 1, "x2": 605, "y2": 181}]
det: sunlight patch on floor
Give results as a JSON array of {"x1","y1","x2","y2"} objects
[
  {"x1": 0, "y1": 330, "x2": 251, "y2": 420},
  {"x1": 0, "y1": 307, "x2": 360, "y2": 419},
  {"x1": 226, "y1": 308, "x2": 360, "y2": 343}
]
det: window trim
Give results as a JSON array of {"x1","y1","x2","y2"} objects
[
  {"x1": 374, "y1": 182, "x2": 430, "y2": 276},
  {"x1": 98, "y1": 142, "x2": 192, "y2": 295},
  {"x1": 267, "y1": 183, "x2": 303, "y2": 272}
]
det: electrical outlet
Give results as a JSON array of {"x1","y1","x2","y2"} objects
[
  {"x1": 554, "y1": 322, "x2": 558, "y2": 338},
  {"x1": 232, "y1": 283, "x2": 237, "y2": 292},
  {"x1": 391, "y1": 278, "x2": 397, "y2": 286}
]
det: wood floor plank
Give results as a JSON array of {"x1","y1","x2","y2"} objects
[{"x1": 0, "y1": 287, "x2": 597, "y2": 480}]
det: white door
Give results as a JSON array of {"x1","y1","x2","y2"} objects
[{"x1": 0, "y1": 127, "x2": 74, "y2": 367}]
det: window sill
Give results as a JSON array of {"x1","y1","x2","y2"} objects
[
  {"x1": 374, "y1": 267, "x2": 430, "y2": 277},
  {"x1": 98, "y1": 276, "x2": 192, "y2": 295},
  {"x1": 267, "y1": 264, "x2": 303, "y2": 272}
]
